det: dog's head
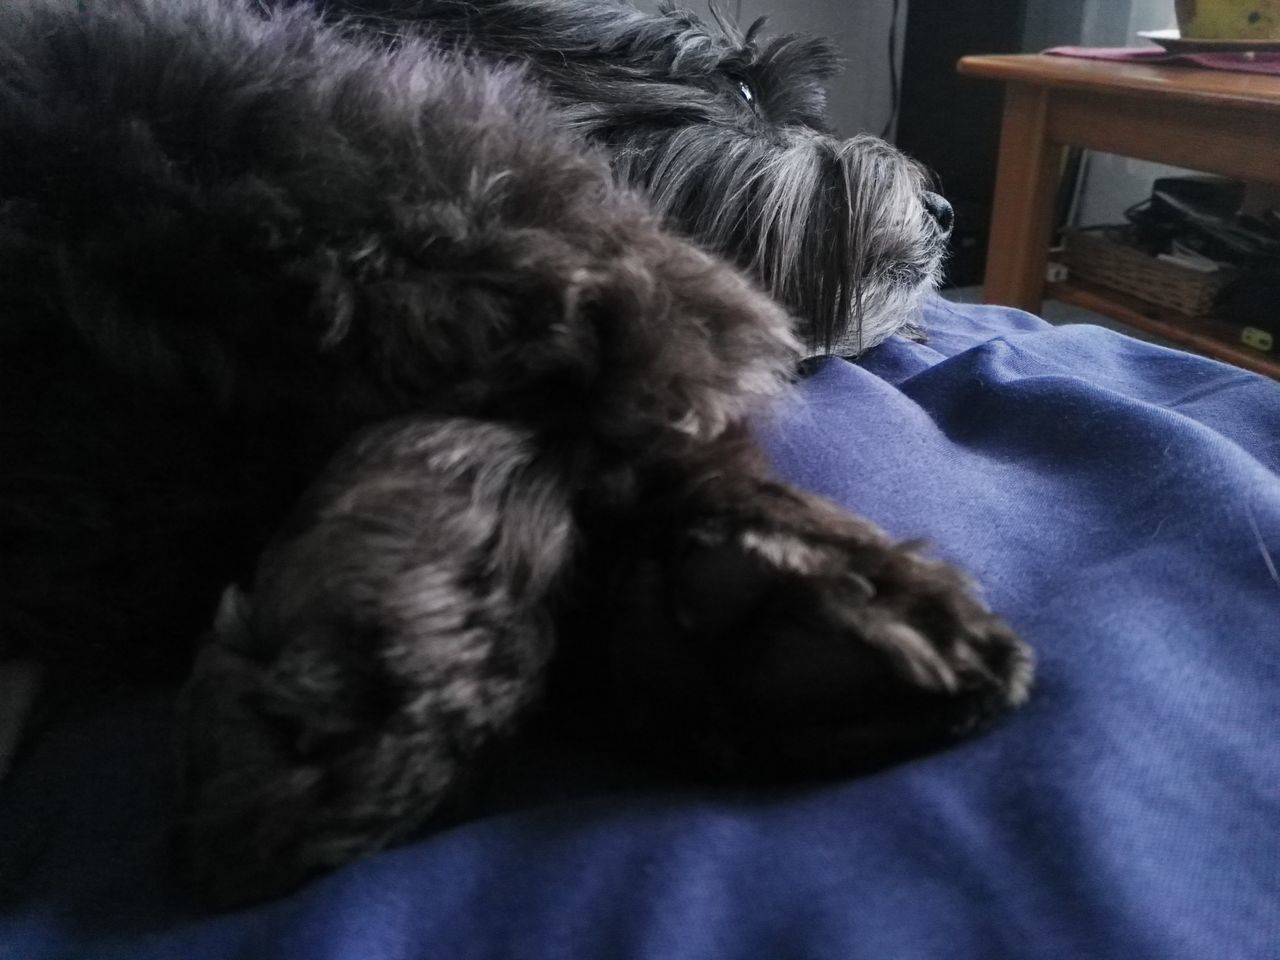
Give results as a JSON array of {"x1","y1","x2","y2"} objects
[{"x1": 317, "y1": 0, "x2": 951, "y2": 355}]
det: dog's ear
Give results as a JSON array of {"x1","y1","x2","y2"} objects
[{"x1": 748, "y1": 33, "x2": 841, "y2": 131}]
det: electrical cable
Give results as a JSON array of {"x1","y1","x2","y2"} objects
[{"x1": 880, "y1": 0, "x2": 902, "y2": 140}]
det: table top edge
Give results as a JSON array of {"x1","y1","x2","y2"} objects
[{"x1": 957, "y1": 53, "x2": 1280, "y2": 112}]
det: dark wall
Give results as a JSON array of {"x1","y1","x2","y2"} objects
[
  {"x1": 1022, "y1": 0, "x2": 1088, "y2": 53},
  {"x1": 894, "y1": 1, "x2": 1034, "y2": 286}
]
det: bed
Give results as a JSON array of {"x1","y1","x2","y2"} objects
[{"x1": 2, "y1": 297, "x2": 1277, "y2": 959}]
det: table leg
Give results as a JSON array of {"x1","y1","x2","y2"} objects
[{"x1": 982, "y1": 83, "x2": 1067, "y2": 313}]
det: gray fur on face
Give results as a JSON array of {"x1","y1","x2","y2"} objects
[
  {"x1": 298, "y1": 0, "x2": 951, "y2": 355},
  {"x1": 624, "y1": 130, "x2": 941, "y2": 355}
]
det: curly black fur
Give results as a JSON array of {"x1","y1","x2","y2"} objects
[{"x1": 0, "y1": 0, "x2": 1029, "y2": 905}]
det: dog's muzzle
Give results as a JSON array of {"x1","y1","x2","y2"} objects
[{"x1": 921, "y1": 191, "x2": 954, "y2": 239}]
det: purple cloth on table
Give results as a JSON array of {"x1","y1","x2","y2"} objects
[
  {"x1": 2, "y1": 298, "x2": 1279, "y2": 959},
  {"x1": 1046, "y1": 44, "x2": 1280, "y2": 75}
]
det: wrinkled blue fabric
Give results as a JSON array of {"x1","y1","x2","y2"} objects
[{"x1": 3, "y1": 299, "x2": 1278, "y2": 960}]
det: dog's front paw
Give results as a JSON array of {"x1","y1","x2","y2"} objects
[{"x1": 608, "y1": 489, "x2": 1033, "y2": 777}]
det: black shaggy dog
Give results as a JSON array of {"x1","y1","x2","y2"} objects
[
  {"x1": 297, "y1": 0, "x2": 952, "y2": 356},
  {"x1": 0, "y1": 0, "x2": 1031, "y2": 905}
]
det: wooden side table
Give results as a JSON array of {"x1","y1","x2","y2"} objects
[{"x1": 958, "y1": 53, "x2": 1280, "y2": 381}]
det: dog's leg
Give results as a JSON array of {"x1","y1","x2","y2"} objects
[
  {"x1": 177, "y1": 416, "x2": 573, "y2": 906},
  {"x1": 592, "y1": 428, "x2": 1033, "y2": 779}
]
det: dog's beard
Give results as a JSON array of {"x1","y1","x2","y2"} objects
[{"x1": 613, "y1": 129, "x2": 944, "y2": 357}]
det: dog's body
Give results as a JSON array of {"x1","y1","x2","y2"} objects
[{"x1": 0, "y1": 0, "x2": 1030, "y2": 904}]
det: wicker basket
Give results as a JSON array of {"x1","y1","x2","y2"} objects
[{"x1": 1062, "y1": 227, "x2": 1227, "y2": 318}]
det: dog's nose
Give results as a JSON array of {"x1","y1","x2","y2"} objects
[{"x1": 922, "y1": 192, "x2": 954, "y2": 236}]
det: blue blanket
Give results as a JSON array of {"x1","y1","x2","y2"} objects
[{"x1": 3, "y1": 299, "x2": 1278, "y2": 959}]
